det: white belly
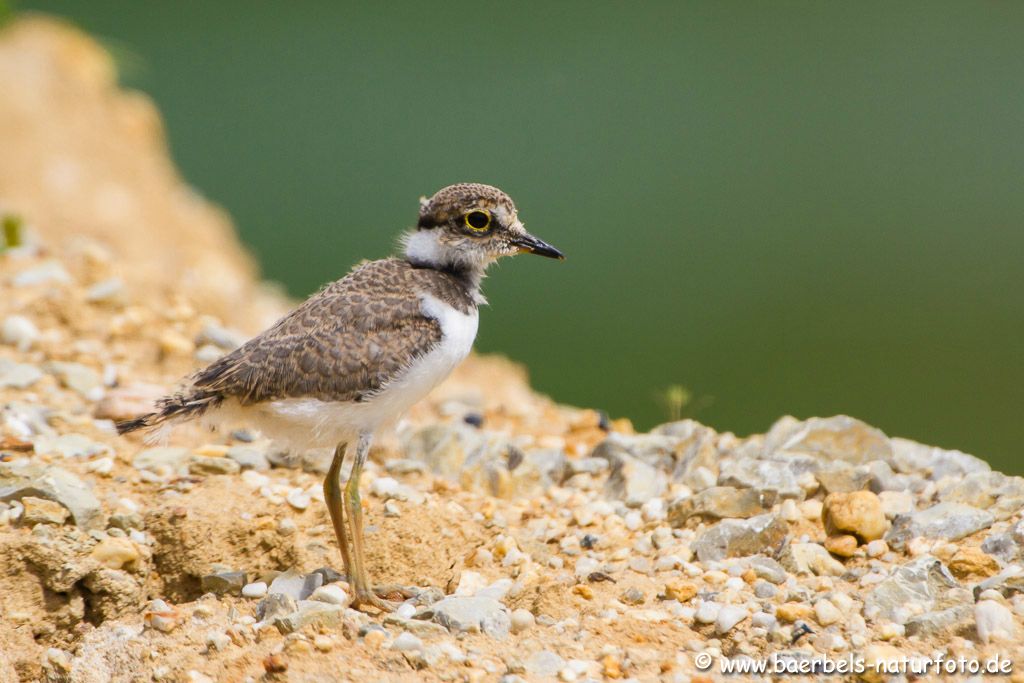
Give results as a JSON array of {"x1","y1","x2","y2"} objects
[{"x1": 214, "y1": 294, "x2": 478, "y2": 449}]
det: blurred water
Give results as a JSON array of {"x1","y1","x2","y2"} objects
[{"x1": 23, "y1": 1, "x2": 1024, "y2": 471}]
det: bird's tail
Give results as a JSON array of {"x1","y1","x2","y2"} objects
[{"x1": 115, "y1": 390, "x2": 223, "y2": 435}]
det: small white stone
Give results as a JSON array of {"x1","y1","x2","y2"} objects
[
  {"x1": 286, "y1": 488, "x2": 311, "y2": 510},
  {"x1": 370, "y1": 477, "x2": 402, "y2": 499},
  {"x1": 865, "y1": 539, "x2": 888, "y2": 558},
  {"x1": 205, "y1": 631, "x2": 230, "y2": 651},
  {"x1": 511, "y1": 608, "x2": 535, "y2": 634},
  {"x1": 879, "y1": 622, "x2": 904, "y2": 640},
  {"x1": 241, "y1": 470, "x2": 269, "y2": 488},
  {"x1": 641, "y1": 498, "x2": 666, "y2": 522},
  {"x1": 814, "y1": 599, "x2": 842, "y2": 626},
  {"x1": 623, "y1": 511, "x2": 643, "y2": 531},
  {"x1": 799, "y1": 499, "x2": 823, "y2": 520},
  {"x1": 241, "y1": 582, "x2": 267, "y2": 598},
  {"x1": 396, "y1": 602, "x2": 416, "y2": 619},
  {"x1": 715, "y1": 605, "x2": 748, "y2": 634},
  {"x1": 694, "y1": 601, "x2": 720, "y2": 625},
  {"x1": 976, "y1": 600, "x2": 1015, "y2": 644},
  {"x1": 2, "y1": 315, "x2": 40, "y2": 351},
  {"x1": 309, "y1": 583, "x2": 350, "y2": 606},
  {"x1": 391, "y1": 632, "x2": 423, "y2": 652},
  {"x1": 574, "y1": 556, "x2": 600, "y2": 581}
]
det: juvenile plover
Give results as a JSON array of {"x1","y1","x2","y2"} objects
[{"x1": 118, "y1": 183, "x2": 564, "y2": 610}]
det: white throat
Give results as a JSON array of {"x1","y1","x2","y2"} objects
[{"x1": 402, "y1": 230, "x2": 489, "y2": 297}]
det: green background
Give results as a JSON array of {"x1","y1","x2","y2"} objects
[{"x1": 17, "y1": 2, "x2": 1024, "y2": 472}]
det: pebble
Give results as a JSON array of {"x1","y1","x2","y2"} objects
[
  {"x1": 692, "y1": 514, "x2": 788, "y2": 562},
  {"x1": 242, "y1": 582, "x2": 268, "y2": 598},
  {"x1": 286, "y1": 488, "x2": 311, "y2": 510},
  {"x1": 694, "y1": 601, "x2": 720, "y2": 624},
  {"x1": 781, "y1": 543, "x2": 846, "y2": 576},
  {"x1": 85, "y1": 277, "x2": 124, "y2": 303},
  {"x1": 975, "y1": 600, "x2": 1015, "y2": 644},
  {"x1": 947, "y1": 546, "x2": 1000, "y2": 580},
  {"x1": 526, "y1": 650, "x2": 565, "y2": 677},
  {"x1": 824, "y1": 534, "x2": 858, "y2": 558},
  {"x1": 363, "y1": 629, "x2": 386, "y2": 649},
  {"x1": 309, "y1": 583, "x2": 350, "y2": 606},
  {"x1": 885, "y1": 502, "x2": 995, "y2": 550},
  {"x1": 0, "y1": 461, "x2": 104, "y2": 529},
  {"x1": 44, "y1": 361, "x2": 102, "y2": 399},
  {"x1": 205, "y1": 631, "x2": 231, "y2": 651},
  {"x1": 420, "y1": 596, "x2": 511, "y2": 639},
  {"x1": 200, "y1": 571, "x2": 247, "y2": 596},
  {"x1": 715, "y1": 605, "x2": 748, "y2": 634},
  {"x1": 776, "y1": 603, "x2": 814, "y2": 622},
  {"x1": 620, "y1": 587, "x2": 645, "y2": 605},
  {"x1": 21, "y1": 496, "x2": 69, "y2": 525},
  {"x1": 865, "y1": 539, "x2": 889, "y2": 557},
  {"x1": 814, "y1": 599, "x2": 842, "y2": 626},
  {"x1": 188, "y1": 455, "x2": 241, "y2": 476},
  {"x1": 391, "y1": 632, "x2": 423, "y2": 652},
  {"x1": 1, "y1": 315, "x2": 40, "y2": 351},
  {"x1": 0, "y1": 360, "x2": 43, "y2": 388},
  {"x1": 90, "y1": 536, "x2": 140, "y2": 569},
  {"x1": 822, "y1": 491, "x2": 888, "y2": 542},
  {"x1": 12, "y1": 261, "x2": 71, "y2": 287},
  {"x1": 510, "y1": 608, "x2": 535, "y2": 633}
]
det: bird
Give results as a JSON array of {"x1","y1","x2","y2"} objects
[{"x1": 117, "y1": 183, "x2": 564, "y2": 611}]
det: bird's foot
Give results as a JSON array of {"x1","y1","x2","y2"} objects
[{"x1": 350, "y1": 585, "x2": 419, "y2": 613}]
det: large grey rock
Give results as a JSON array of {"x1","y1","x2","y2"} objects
[
  {"x1": 273, "y1": 601, "x2": 344, "y2": 634},
  {"x1": 269, "y1": 569, "x2": 323, "y2": 601},
  {"x1": 973, "y1": 567, "x2": 1024, "y2": 600},
  {"x1": 667, "y1": 487, "x2": 767, "y2": 525},
  {"x1": 814, "y1": 462, "x2": 872, "y2": 493},
  {"x1": 597, "y1": 440, "x2": 666, "y2": 507},
  {"x1": 718, "y1": 458, "x2": 806, "y2": 501},
  {"x1": 201, "y1": 571, "x2": 247, "y2": 596},
  {"x1": 864, "y1": 556, "x2": 962, "y2": 622},
  {"x1": 763, "y1": 415, "x2": 893, "y2": 465},
  {"x1": 649, "y1": 419, "x2": 721, "y2": 487},
  {"x1": 692, "y1": 514, "x2": 788, "y2": 563},
  {"x1": 905, "y1": 604, "x2": 973, "y2": 637},
  {"x1": 593, "y1": 431, "x2": 679, "y2": 472},
  {"x1": 886, "y1": 502, "x2": 995, "y2": 550},
  {"x1": 937, "y1": 471, "x2": 1024, "y2": 521},
  {"x1": 0, "y1": 461, "x2": 102, "y2": 529},
  {"x1": 416, "y1": 596, "x2": 511, "y2": 640},
  {"x1": 890, "y1": 437, "x2": 990, "y2": 480},
  {"x1": 779, "y1": 543, "x2": 846, "y2": 576}
]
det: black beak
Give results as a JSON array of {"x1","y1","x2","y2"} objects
[{"x1": 513, "y1": 232, "x2": 565, "y2": 260}]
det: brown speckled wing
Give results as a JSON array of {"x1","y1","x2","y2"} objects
[{"x1": 192, "y1": 258, "x2": 475, "y2": 405}]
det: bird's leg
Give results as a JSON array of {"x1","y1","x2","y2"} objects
[
  {"x1": 324, "y1": 441, "x2": 354, "y2": 587},
  {"x1": 343, "y1": 432, "x2": 415, "y2": 611}
]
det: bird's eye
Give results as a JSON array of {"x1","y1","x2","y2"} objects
[{"x1": 464, "y1": 210, "x2": 491, "y2": 232}]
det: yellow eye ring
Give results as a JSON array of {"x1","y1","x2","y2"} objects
[{"x1": 464, "y1": 209, "x2": 491, "y2": 232}]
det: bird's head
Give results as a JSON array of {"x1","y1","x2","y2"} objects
[{"x1": 403, "y1": 183, "x2": 564, "y2": 275}]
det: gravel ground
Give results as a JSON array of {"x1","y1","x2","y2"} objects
[{"x1": 2, "y1": 16, "x2": 1023, "y2": 683}]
